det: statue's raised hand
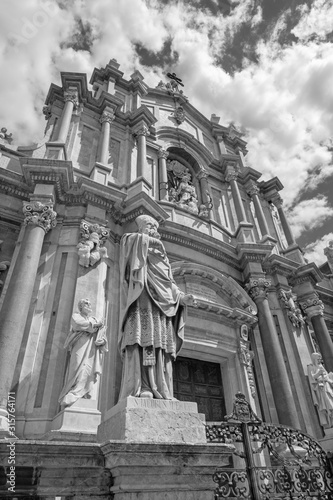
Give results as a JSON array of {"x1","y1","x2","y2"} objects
[{"x1": 181, "y1": 294, "x2": 198, "y2": 307}]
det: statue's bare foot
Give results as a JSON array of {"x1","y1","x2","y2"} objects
[{"x1": 140, "y1": 391, "x2": 153, "y2": 399}]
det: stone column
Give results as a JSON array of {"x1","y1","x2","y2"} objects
[
  {"x1": 246, "y1": 181, "x2": 270, "y2": 237},
  {"x1": 197, "y1": 167, "x2": 210, "y2": 206},
  {"x1": 300, "y1": 296, "x2": 333, "y2": 372},
  {"x1": 55, "y1": 89, "x2": 79, "y2": 144},
  {"x1": 158, "y1": 147, "x2": 169, "y2": 201},
  {"x1": 225, "y1": 165, "x2": 247, "y2": 223},
  {"x1": 136, "y1": 124, "x2": 150, "y2": 178},
  {"x1": 246, "y1": 278, "x2": 300, "y2": 428},
  {"x1": 97, "y1": 110, "x2": 114, "y2": 165},
  {"x1": 272, "y1": 195, "x2": 296, "y2": 246},
  {"x1": 0, "y1": 200, "x2": 57, "y2": 433}
]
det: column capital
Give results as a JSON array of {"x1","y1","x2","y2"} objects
[
  {"x1": 197, "y1": 167, "x2": 208, "y2": 180},
  {"x1": 225, "y1": 166, "x2": 238, "y2": 182},
  {"x1": 245, "y1": 277, "x2": 271, "y2": 302},
  {"x1": 23, "y1": 201, "x2": 57, "y2": 233},
  {"x1": 299, "y1": 294, "x2": 324, "y2": 319},
  {"x1": 100, "y1": 110, "x2": 115, "y2": 125},
  {"x1": 271, "y1": 193, "x2": 283, "y2": 209},
  {"x1": 158, "y1": 147, "x2": 169, "y2": 160},
  {"x1": 134, "y1": 124, "x2": 150, "y2": 137},
  {"x1": 246, "y1": 180, "x2": 260, "y2": 197},
  {"x1": 63, "y1": 89, "x2": 79, "y2": 109}
]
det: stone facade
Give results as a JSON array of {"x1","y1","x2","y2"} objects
[{"x1": 0, "y1": 59, "x2": 333, "y2": 498}]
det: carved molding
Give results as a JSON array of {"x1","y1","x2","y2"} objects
[
  {"x1": 23, "y1": 201, "x2": 57, "y2": 233},
  {"x1": 239, "y1": 325, "x2": 256, "y2": 397}
]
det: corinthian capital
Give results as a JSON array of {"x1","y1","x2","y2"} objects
[
  {"x1": 245, "y1": 278, "x2": 271, "y2": 302},
  {"x1": 197, "y1": 167, "x2": 208, "y2": 180},
  {"x1": 63, "y1": 89, "x2": 79, "y2": 109},
  {"x1": 100, "y1": 110, "x2": 115, "y2": 125},
  {"x1": 225, "y1": 166, "x2": 238, "y2": 182},
  {"x1": 23, "y1": 201, "x2": 57, "y2": 233},
  {"x1": 246, "y1": 181, "x2": 260, "y2": 197},
  {"x1": 135, "y1": 124, "x2": 150, "y2": 137},
  {"x1": 158, "y1": 147, "x2": 169, "y2": 160},
  {"x1": 300, "y1": 294, "x2": 324, "y2": 319}
]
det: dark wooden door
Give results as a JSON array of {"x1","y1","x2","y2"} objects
[{"x1": 173, "y1": 356, "x2": 226, "y2": 421}]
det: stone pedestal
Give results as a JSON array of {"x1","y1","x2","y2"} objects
[
  {"x1": 45, "y1": 399, "x2": 101, "y2": 442},
  {"x1": 97, "y1": 397, "x2": 206, "y2": 444}
]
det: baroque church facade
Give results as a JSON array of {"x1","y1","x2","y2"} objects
[{"x1": 0, "y1": 59, "x2": 333, "y2": 499}]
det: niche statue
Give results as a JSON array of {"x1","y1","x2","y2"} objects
[
  {"x1": 118, "y1": 215, "x2": 197, "y2": 400},
  {"x1": 59, "y1": 298, "x2": 108, "y2": 407}
]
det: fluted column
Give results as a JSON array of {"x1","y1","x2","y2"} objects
[
  {"x1": 135, "y1": 124, "x2": 149, "y2": 178},
  {"x1": 55, "y1": 89, "x2": 79, "y2": 144},
  {"x1": 158, "y1": 147, "x2": 169, "y2": 201},
  {"x1": 246, "y1": 181, "x2": 270, "y2": 237},
  {"x1": 272, "y1": 195, "x2": 296, "y2": 246},
  {"x1": 0, "y1": 201, "x2": 57, "y2": 430},
  {"x1": 225, "y1": 165, "x2": 247, "y2": 223},
  {"x1": 97, "y1": 110, "x2": 114, "y2": 165},
  {"x1": 246, "y1": 278, "x2": 300, "y2": 428},
  {"x1": 300, "y1": 296, "x2": 333, "y2": 372}
]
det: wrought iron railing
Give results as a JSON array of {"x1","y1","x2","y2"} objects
[{"x1": 207, "y1": 392, "x2": 333, "y2": 500}]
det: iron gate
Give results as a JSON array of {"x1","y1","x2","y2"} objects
[{"x1": 206, "y1": 392, "x2": 333, "y2": 499}]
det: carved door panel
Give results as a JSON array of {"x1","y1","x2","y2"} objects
[{"x1": 173, "y1": 357, "x2": 226, "y2": 421}]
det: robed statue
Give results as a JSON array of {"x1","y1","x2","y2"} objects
[
  {"x1": 308, "y1": 352, "x2": 333, "y2": 428},
  {"x1": 118, "y1": 215, "x2": 196, "y2": 400},
  {"x1": 59, "y1": 298, "x2": 108, "y2": 407}
]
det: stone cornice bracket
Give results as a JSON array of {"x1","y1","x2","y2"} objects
[
  {"x1": 23, "y1": 201, "x2": 57, "y2": 233},
  {"x1": 157, "y1": 147, "x2": 169, "y2": 160},
  {"x1": 246, "y1": 180, "x2": 260, "y2": 197},
  {"x1": 63, "y1": 89, "x2": 79, "y2": 110},
  {"x1": 245, "y1": 277, "x2": 271, "y2": 302},
  {"x1": 100, "y1": 109, "x2": 115, "y2": 125}
]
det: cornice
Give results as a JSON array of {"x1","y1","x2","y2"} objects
[
  {"x1": 262, "y1": 254, "x2": 300, "y2": 277},
  {"x1": 191, "y1": 300, "x2": 258, "y2": 326},
  {"x1": 288, "y1": 262, "x2": 324, "y2": 287}
]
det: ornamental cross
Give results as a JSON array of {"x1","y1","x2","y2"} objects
[{"x1": 167, "y1": 72, "x2": 184, "y2": 87}]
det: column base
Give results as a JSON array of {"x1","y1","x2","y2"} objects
[
  {"x1": 281, "y1": 244, "x2": 305, "y2": 264},
  {"x1": 97, "y1": 397, "x2": 206, "y2": 444},
  {"x1": 43, "y1": 399, "x2": 101, "y2": 442},
  {"x1": 235, "y1": 222, "x2": 255, "y2": 243},
  {"x1": 127, "y1": 177, "x2": 152, "y2": 198}
]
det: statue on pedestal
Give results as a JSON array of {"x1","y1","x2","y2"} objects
[
  {"x1": 59, "y1": 298, "x2": 108, "y2": 407},
  {"x1": 118, "y1": 215, "x2": 196, "y2": 400},
  {"x1": 324, "y1": 241, "x2": 333, "y2": 274},
  {"x1": 307, "y1": 352, "x2": 333, "y2": 428}
]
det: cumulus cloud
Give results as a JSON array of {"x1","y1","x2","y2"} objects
[
  {"x1": 1, "y1": 0, "x2": 333, "y2": 248},
  {"x1": 303, "y1": 232, "x2": 333, "y2": 266},
  {"x1": 287, "y1": 196, "x2": 333, "y2": 240}
]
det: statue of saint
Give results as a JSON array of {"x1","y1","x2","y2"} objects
[
  {"x1": 59, "y1": 298, "x2": 108, "y2": 407},
  {"x1": 118, "y1": 215, "x2": 196, "y2": 400},
  {"x1": 307, "y1": 352, "x2": 333, "y2": 428},
  {"x1": 324, "y1": 241, "x2": 333, "y2": 274}
]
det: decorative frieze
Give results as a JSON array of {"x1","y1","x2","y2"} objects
[
  {"x1": 77, "y1": 220, "x2": 109, "y2": 267},
  {"x1": 23, "y1": 201, "x2": 57, "y2": 233}
]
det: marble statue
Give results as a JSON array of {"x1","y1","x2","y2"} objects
[
  {"x1": 59, "y1": 298, "x2": 108, "y2": 407},
  {"x1": 176, "y1": 171, "x2": 199, "y2": 214},
  {"x1": 307, "y1": 352, "x2": 333, "y2": 428},
  {"x1": 324, "y1": 241, "x2": 333, "y2": 274},
  {"x1": 118, "y1": 215, "x2": 197, "y2": 400}
]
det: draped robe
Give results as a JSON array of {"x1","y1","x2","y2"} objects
[{"x1": 118, "y1": 232, "x2": 185, "y2": 400}]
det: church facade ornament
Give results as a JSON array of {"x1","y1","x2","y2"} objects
[
  {"x1": 278, "y1": 289, "x2": 305, "y2": 329},
  {"x1": 245, "y1": 278, "x2": 271, "y2": 301},
  {"x1": 77, "y1": 220, "x2": 109, "y2": 268},
  {"x1": 23, "y1": 201, "x2": 57, "y2": 233}
]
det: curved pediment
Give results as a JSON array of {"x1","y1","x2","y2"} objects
[{"x1": 172, "y1": 261, "x2": 257, "y2": 316}]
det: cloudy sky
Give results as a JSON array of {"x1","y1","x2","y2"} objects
[{"x1": 1, "y1": 0, "x2": 333, "y2": 265}]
